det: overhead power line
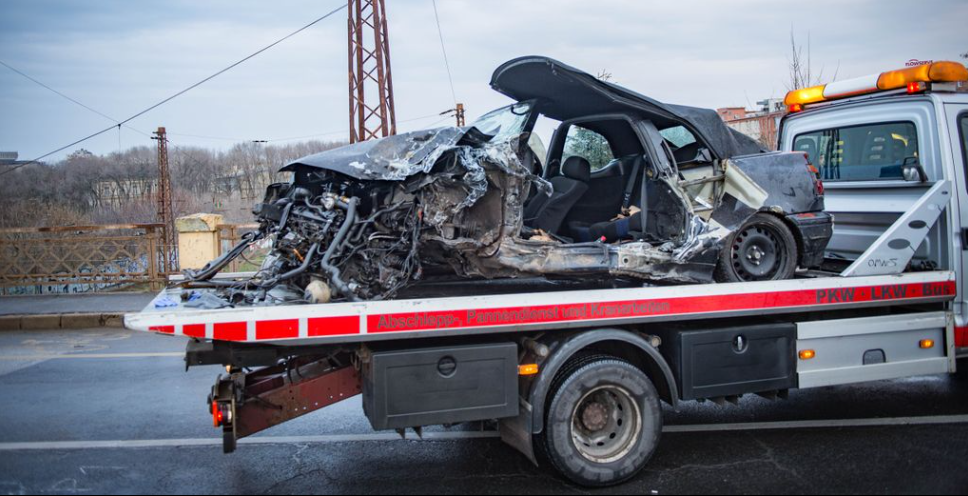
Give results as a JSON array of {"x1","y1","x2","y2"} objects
[
  {"x1": 166, "y1": 112, "x2": 447, "y2": 144},
  {"x1": 0, "y1": 59, "x2": 151, "y2": 138},
  {"x1": 430, "y1": 0, "x2": 458, "y2": 106},
  {"x1": 0, "y1": 2, "x2": 347, "y2": 178}
]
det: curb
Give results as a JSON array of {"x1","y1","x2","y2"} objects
[{"x1": 0, "y1": 313, "x2": 126, "y2": 331}]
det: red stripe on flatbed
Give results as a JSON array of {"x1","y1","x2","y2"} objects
[
  {"x1": 150, "y1": 325, "x2": 174, "y2": 334},
  {"x1": 256, "y1": 319, "x2": 300, "y2": 340},
  {"x1": 308, "y1": 316, "x2": 360, "y2": 337},
  {"x1": 214, "y1": 322, "x2": 247, "y2": 341},
  {"x1": 957, "y1": 326, "x2": 968, "y2": 349},
  {"x1": 367, "y1": 281, "x2": 955, "y2": 334},
  {"x1": 183, "y1": 324, "x2": 205, "y2": 339}
]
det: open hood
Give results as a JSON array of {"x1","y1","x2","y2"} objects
[{"x1": 489, "y1": 56, "x2": 765, "y2": 160}]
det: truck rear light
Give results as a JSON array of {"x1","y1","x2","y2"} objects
[{"x1": 212, "y1": 402, "x2": 225, "y2": 427}]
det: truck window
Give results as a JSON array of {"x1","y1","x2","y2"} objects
[{"x1": 793, "y1": 121, "x2": 918, "y2": 182}]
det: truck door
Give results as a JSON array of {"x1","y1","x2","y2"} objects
[
  {"x1": 780, "y1": 99, "x2": 951, "y2": 272},
  {"x1": 945, "y1": 101, "x2": 968, "y2": 349}
]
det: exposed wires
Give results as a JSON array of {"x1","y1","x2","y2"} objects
[
  {"x1": 430, "y1": 0, "x2": 458, "y2": 106},
  {"x1": 1, "y1": 2, "x2": 347, "y2": 178}
]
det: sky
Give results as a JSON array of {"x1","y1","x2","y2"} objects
[{"x1": 1, "y1": 0, "x2": 965, "y2": 163}]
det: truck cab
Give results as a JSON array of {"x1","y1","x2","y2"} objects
[{"x1": 778, "y1": 61, "x2": 968, "y2": 356}]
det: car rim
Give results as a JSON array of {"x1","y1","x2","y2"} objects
[
  {"x1": 731, "y1": 224, "x2": 784, "y2": 281},
  {"x1": 570, "y1": 385, "x2": 642, "y2": 464}
]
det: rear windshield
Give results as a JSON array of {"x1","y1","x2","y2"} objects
[{"x1": 793, "y1": 121, "x2": 918, "y2": 182}]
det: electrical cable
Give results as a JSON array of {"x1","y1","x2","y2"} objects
[
  {"x1": 0, "y1": 59, "x2": 153, "y2": 139},
  {"x1": 1, "y1": 2, "x2": 347, "y2": 178},
  {"x1": 430, "y1": 0, "x2": 458, "y2": 106}
]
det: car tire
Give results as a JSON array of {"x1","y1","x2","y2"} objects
[
  {"x1": 715, "y1": 213, "x2": 798, "y2": 283},
  {"x1": 535, "y1": 354, "x2": 662, "y2": 487}
]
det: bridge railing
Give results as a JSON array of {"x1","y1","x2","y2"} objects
[
  {"x1": 216, "y1": 223, "x2": 267, "y2": 273},
  {"x1": 0, "y1": 224, "x2": 174, "y2": 295}
]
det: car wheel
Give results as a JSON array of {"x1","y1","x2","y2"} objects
[
  {"x1": 715, "y1": 213, "x2": 798, "y2": 283},
  {"x1": 535, "y1": 355, "x2": 662, "y2": 487}
]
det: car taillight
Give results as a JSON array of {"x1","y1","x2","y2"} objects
[{"x1": 805, "y1": 159, "x2": 824, "y2": 196}]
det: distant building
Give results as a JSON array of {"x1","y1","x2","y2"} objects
[
  {"x1": 0, "y1": 151, "x2": 28, "y2": 166},
  {"x1": 716, "y1": 99, "x2": 786, "y2": 150},
  {"x1": 93, "y1": 178, "x2": 158, "y2": 208}
]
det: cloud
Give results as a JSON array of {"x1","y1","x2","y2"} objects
[{"x1": 1, "y1": 0, "x2": 965, "y2": 159}]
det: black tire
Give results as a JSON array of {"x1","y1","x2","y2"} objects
[
  {"x1": 535, "y1": 355, "x2": 662, "y2": 487},
  {"x1": 715, "y1": 213, "x2": 798, "y2": 283},
  {"x1": 223, "y1": 429, "x2": 236, "y2": 454}
]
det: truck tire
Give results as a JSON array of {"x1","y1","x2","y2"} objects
[
  {"x1": 535, "y1": 354, "x2": 662, "y2": 487},
  {"x1": 715, "y1": 213, "x2": 798, "y2": 283}
]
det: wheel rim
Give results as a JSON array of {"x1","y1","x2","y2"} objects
[
  {"x1": 570, "y1": 385, "x2": 642, "y2": 464},
  {"x1": 730, "y1": 223, "x2": 784, "y2": 281}
]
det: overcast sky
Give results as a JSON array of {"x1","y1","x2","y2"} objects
[{"x1": 1, "y1": 0, "x2": 965, "y2": 162}]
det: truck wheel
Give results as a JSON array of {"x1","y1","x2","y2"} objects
[
  {"x1": 223, "y1": 429, "x2": 237, "y2": 454},
  {"x1": 715, "y1": 213, "x2": 797, "y2": 283},
  {"x1": 536, "y1": 355, "x2": 662, "y2": 487}
]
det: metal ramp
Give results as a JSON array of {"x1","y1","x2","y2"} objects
[{"x1": 841, "y1": 180, "x2": 952, "y2": 277}]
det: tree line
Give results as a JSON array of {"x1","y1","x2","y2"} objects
[{"x1": 0, "y1": 139, "x2": 345, "y2": 229}]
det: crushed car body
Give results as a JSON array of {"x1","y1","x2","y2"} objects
[{"x1": 179, "y1": 56, "x2": 833, "y2": 306}]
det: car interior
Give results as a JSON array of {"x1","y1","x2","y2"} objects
[{"x1": 523, "y1": 117, "x2": 699, "y2": 246}]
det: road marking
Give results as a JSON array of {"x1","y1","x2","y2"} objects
[
  {"x1": 1, "y1": 414, "x2": 966, "y2": 451},
  {"x1": 0, "y1": 352, "x2": 183, "y2": 361},
  {"x1": 662, "y1": 414, "x2": 968, "y2": 433},
  {"x1": 0, "y1": 431, "x2": 500, "y2": 451}
]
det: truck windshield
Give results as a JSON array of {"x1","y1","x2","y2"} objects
[{"x1": 471, "y1": 101, "x2": 534, "y2": 142}]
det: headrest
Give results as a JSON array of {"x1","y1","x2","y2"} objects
[{"x1": 562, "y1": 156, "x2": 591, "y2": 182}]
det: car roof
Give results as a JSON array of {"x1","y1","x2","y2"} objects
[{"x1": 489, "y1": 56, "x2": 765, "y2": 159}]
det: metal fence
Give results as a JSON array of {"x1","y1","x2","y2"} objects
[
  {"x1": 0, "y1": 222, "x2": 266, "y2": 295},
  {"x1": 0, "y1": 224, "x2": 174, "y2": 295},
  {"x1": 217, "y1": 223, "x2": 267, "y2": 273}
]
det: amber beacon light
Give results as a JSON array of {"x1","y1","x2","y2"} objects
[{"x1": 785, "y1": 61, "x2": 968, "y2": 112}]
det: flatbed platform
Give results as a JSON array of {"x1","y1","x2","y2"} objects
[{"x1": 125, "y1": 270, "x2": 956, "y2": 346}]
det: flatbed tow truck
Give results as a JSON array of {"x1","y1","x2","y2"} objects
[{"x1": 125, "y1": 61, "x2": 968, "y2": 487}]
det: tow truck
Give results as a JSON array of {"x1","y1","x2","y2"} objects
[{"x1": 126, "y1": 60, "x2": 968, "y2": 487}]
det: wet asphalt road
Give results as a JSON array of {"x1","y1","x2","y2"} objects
[{"x1": 0, "y1": 328, "x2": 966, "y2": 495}]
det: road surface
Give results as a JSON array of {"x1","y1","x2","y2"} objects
[{"x1": 0, "y1": 328, "x2": 966, "y2": 494}]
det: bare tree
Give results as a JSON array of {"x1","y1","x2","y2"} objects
[{"x1": 787, "y1": 30, "x2": 838, "y2": 90}]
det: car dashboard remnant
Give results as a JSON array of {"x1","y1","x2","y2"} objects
[{"x1": 177, "y1": 56, "x2": 832, "y2": 307}]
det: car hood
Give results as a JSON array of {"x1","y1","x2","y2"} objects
[
  {"x1": 281, "y1": 126, "x2": 490, "y2": 181},
  {"x1": 489, "y1": 56, "x2": 765, "y2": 160}
]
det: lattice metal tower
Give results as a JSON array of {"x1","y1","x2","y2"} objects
[
  {"x1": 347, "y1": 0, "x2": 396, "y2": 143},
  {"x1": 152, "y1": 126, "x2": 177, "y2": 272}
]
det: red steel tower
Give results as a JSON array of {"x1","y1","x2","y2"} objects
[{"x1": 347, "y1": 0, "x2": 397, "y2": 143}]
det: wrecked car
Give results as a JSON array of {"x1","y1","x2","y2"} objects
[{"x1": 181, "y1": 56, "x2": 833, "y2": 306}]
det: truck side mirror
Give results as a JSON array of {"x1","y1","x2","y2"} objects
[{"x1": 902, "y1": 157, "x2": 928, "y2": 183}]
